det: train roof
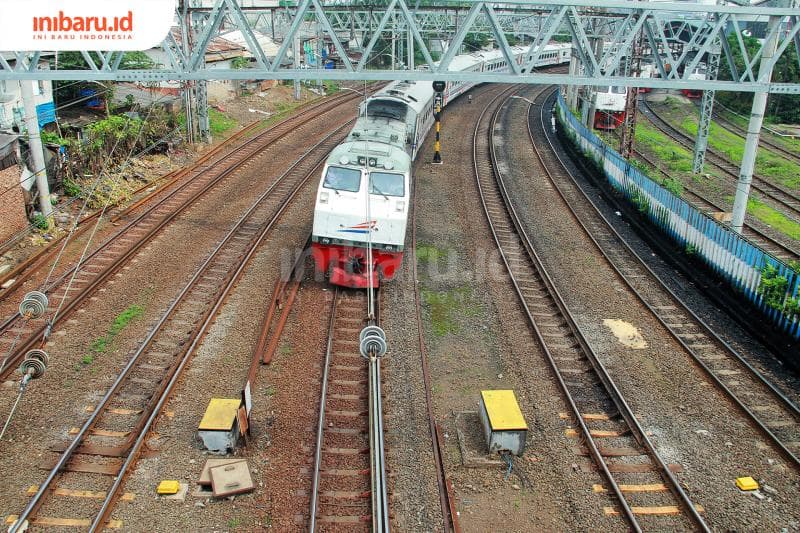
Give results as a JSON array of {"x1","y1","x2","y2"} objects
[
  {"x1": 327, "y1": 137, "x2": 412, "y2": 174},
  {"x1": 346, "y1": 115, "x2": 408, "y2": 152},
  {"x1": 369, "y1": 80, "x2": 434, "y2": 115},
  {"x1": 447, "y1": 53, "x2": 484, "y2": 72}
]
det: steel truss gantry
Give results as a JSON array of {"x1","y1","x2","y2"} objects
[{"x1": 0, "y1": 0, "x2": 798, "y2": 95}]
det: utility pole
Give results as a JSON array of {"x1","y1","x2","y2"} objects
[
  {"x1": 197, "y1": 76, "x2": 210, "y2": 143},
  {"x1": 20, "y1": 80, "x2": 52, "y2": 222},
  {"x1": 620, "y1": 21, "x2": 643, "y2": 159},
  {"x1": 692, "y1": 1, "x2": 722, "y2": 175},
  {"x1": 181, "y1": 0, "x2": 195, "y2": 144},
  {"x1": 731, "y1": 15, "x2": 780, "y2": 233},
  {"x1": 583, "y1": 31, "x2": 603, "y2": 128},
  {"x1": 691, "y1": 47, "x2": 719, "y2": 174},
  {"x1": 293, "y1": 36, "x2": 301, "y2": 100},
  {"x1": 407, "y1": 25, "x2": 414, "y2": 69}
]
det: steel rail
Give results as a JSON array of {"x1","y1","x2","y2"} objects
[
  {"x1": 0, "y1": 90, "x2": 367, "y2": 380},
  {"x1": 639, "y1": 100, "x2": 800, "y2": 223},
  {"x1": 368, "y1": 286, "x2": 390, "y2": 533},
  {"x1": 409, "y1": 134, "x2": 460, "y2": 532},
  {"x1": 9, "y1": 120, "x2": 354, "y2": 533},
  {"x1": 309, "y1": 288, "x2": 339, "y2": 533},
  {"x1": 479, "y1": 84, "x2": 709, "y2": 531},
  {"x1": 614, "y1": 131, "x2": 800, "y2": 262},
  {"x1": 309, "y1": 286, "x2": 388, "y2": 532},
  {"x1": 0, "y1": 87, "x2": 356, "y2": 294},
  {"x1": 536, "y1": 89, "x2": 800, "y2": 468},
  {"x1": 710, "y1": 109, "x2": 800, "y2": 168},
  {"x1": 0, "y1": 121, "x2": 264, "y2": 291}
]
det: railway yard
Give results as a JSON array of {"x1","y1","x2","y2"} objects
[{"x1": 0, "y1": 82, "x2": 799, "y2": 532}]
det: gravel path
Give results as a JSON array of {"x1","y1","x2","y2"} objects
[{"x1": 411, "y1": 84, "x2": 620, "y2": 532}]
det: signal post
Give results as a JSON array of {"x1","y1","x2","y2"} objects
[{"x1": 432, "y1": 80, "x2": 445, "y2": 164}]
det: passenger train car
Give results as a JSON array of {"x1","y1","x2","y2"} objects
[
  {"x1": 592, "y1": 85, "x2": 627, "y2": 130},
  {"x1": 311, "y1": 43, "x2": 572, "y2": 288},
  {"x1": 681, "y1": 64, "x2": 707, "y2": 98}
]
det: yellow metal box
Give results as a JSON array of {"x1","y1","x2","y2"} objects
[
  {"x1": 198, "y1": 398, "x2": 242, "y2": 453},
  {"x1": 735, "y1": 477, "x2": 759, "y2": 491},
  {"x1": 156, "y1": 480, "x2": 180, "y2": 495},
  {"x1": 479, "y1": 390, "x2": 528, "y2": 456}
]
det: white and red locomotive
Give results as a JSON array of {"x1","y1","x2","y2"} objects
[{"x1": 311, "y1": 44, "x2": 572, "y2": 288}]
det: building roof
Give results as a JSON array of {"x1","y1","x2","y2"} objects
[
  {"x1": 167, "y1": 28, "x2": 247, "y2": 63},
  {"x1": 219, "y1": 29, "x2": 281, "y2": 58}
]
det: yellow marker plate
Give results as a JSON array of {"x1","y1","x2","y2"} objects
[
  {"x1": 157, "y1": 480, "x2": 180, "y2": 495},
  {"x1": 736, "y1": 477, "x2": 759, "y2": 491},
  {"x1": 481, "y1": 390, "x2": 527, "y2": 431},
  {"x1": 198, "y1": 398, "x2": 241, "y2": 431}
]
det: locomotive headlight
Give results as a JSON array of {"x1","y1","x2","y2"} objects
[
  {"x1": 384, "y1": 161, "x2": 394, "y2": 170},
  {"x1": 320, "y1": 191, "x2": 329, "y2": 204},
  {"x1": 339, "y1": 156, "x2": 349, "y2": 165},
  {"x1": 396, "y1": 200, "x2": 405, "y2": 212}
]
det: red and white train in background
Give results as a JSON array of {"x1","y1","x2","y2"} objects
[
  {"x1": 592, "y1": 61, "x2": 708, "y2": 129},
  {"x1": 311, "y1": 43, "x2": 572, "y2": 288}
]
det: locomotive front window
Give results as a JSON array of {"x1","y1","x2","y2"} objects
[
  {"x1": 369, "y1": 172, "x2": 405, "y2": 197},
  {"x1": 323, "y1": 166, "x2": 361, "y2": 192}
]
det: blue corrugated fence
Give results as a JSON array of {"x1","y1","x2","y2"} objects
[{"x1": 556, "y1": 93, "x2": 800, "y2": 340}]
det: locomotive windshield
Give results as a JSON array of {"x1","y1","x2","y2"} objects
[
  {"x1": 365, "y1": 99, "x2": 408, "y2": 121},
  {"x1": 369, "y1": 172, "x2": 405, "y2": 197},
  {"x1": 323, "y1": 166, "x2": 361, "y2": 192}
]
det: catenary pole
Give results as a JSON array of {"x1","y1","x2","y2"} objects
[{"x1": 731, "y1": 15, "x2": 780, "y2": 233}]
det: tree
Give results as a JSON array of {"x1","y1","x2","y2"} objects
[{"x1": 718, "y1": 32, "x2": 800, "y2": 123}]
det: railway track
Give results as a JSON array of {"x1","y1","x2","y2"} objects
[
  {"x1": 639, "y1": 100, "x2": 800, "y2": 223},
  {"x1": 477, "y1": 85, "x2": 708, "y2": 531},
  {"x1": 0, "y1": 90, "x2": 366, "y2": 382},
  {"x1": 0, "y1": 120, "x2": 264, "y2": 281},
  {"x1": 6, "y1": 120, "x2": 353, "y2": 532},
  {"x1": 408, "y1": 148, "x2": 461, "y2": 533},
  {"x1": 620, "y1": 135, "x2": 800, "y2": 262},
  {"x1": 710, "y1": 110, "x2": 800, "y2": 168},
  {"x1": 309, "y1": 287, "x2": 389, "y2": 531},
  {"x1": 533, "y1": 89, "x2": 800, "y2": 467}
]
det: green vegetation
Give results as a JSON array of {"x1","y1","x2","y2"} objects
[
  {"x1": 110, "y1": 304, "x2": 144, "y2": 336},
  {"x1": 416, "y1": 243, "x2": 449, "y2": 263},
  {"x1": 746, "y1": 197, "x2": 800, "y2": 241},
  {"x1": 719, "y1": 110, "x2": 800, "y2": 154},
  {"x1": 323, "y1": 81, "x2": 340, "y2": 94},
  {"x1": 630, "y1": 187, "x2": 650, "y2": 215},
  {"x1": 40, "y1": 131, "x2": 69, "y2": 146},
  {"x1": 32, "y1": 213, "x2": 50, "y2": 230},
  {"x1": 757, "y1": 262, "x2": 799, "y2": 317},
  {"x1": 678, "y1": 114, "x2": 800, "y2": 190},
  {"x1": 62, "y1": 110, "x2": 177, "y2": 188},
  {"x1": 209, "y1": 108, "x2": 238, "y2": 136},
  {"x1": 718, "y1": 33, "x2": 800, "y2": 124},
  {"x1": 81, "y1": 304, "x2": 144, "y2": 366},
  {"x1": 231, "y1": 56, "x2": 250, "y2": 70},
  {"x1": 62, "y1": 177, "x2": 81, "y2": 197},
  {"x1": 420, "y1": 286, "x2": 477, "y2": 337},
  {"x1": 634, "y1": 122, "x2": 694, "y2": 174}
]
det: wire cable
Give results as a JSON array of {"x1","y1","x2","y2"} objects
[{"x1": 45, "y1": 96, "x2": 168, "y2": 325}]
